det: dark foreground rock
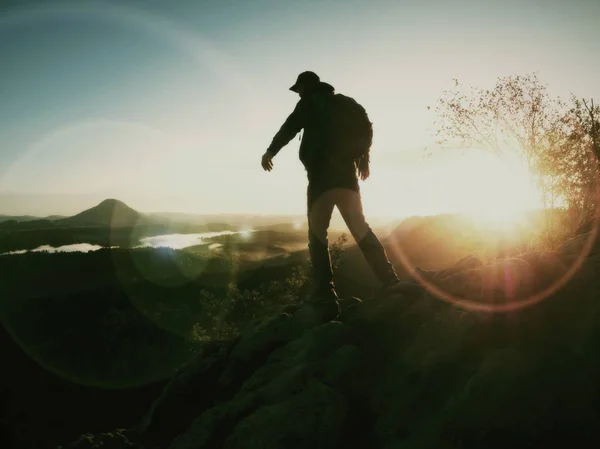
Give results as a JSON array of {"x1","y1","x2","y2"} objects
[{"x1": 61, "y1": 232, "x2": 600, "y2": 449}]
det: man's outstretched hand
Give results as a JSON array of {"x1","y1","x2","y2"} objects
[{"x1": 261, "y1": 152, "x2": 274, "y2": 171}]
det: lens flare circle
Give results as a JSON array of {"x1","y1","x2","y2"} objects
[{"x1": 0, "y1": 118, "x2": 173, "y2": 191}]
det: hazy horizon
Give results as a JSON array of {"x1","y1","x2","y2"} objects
[
  {"x1": 1, "y1": 0, "x2": 599, "y2": 219},
  {"x1": 0, "y1": 194, "x2": 408, "y2": 232}
]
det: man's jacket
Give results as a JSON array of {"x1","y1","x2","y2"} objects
[{"x1": 266, "y1": 82, "x2": 338, "y2": 172}]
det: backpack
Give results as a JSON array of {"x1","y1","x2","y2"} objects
[{"x1": 318, "y1": 94, "x2": 373, "y2": 161}]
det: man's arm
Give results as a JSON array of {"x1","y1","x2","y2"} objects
[{"x1": 265, "y1": 100, "x2": 307, "y2": 157}]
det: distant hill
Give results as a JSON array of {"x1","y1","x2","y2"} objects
[
  {"x1": 0, "y1": 214, "x2": 65, "y2": 223},
  {"x1": 56, "y1": 199, "x2": 141, "y2": 227},
  {"x1": 0, "y1": 219, "x2": 59, "y2": 231},
  {"x1": 0, "y1": 215, "x2": 38, "y2": 223},
  {"x1": 387, "y1": 213, "x2": 485, "y2": 271}
]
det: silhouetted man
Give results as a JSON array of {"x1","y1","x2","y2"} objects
[{"x1": 262, "y1": 71, "x2": 400, "y2": 321}]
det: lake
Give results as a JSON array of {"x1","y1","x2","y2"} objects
[
  {"x1": 136, "y1": 231, "x2": 239, "y2": 250},
  {"x1": 1, "y1": 230, "x2": 250, "y2": 255}
]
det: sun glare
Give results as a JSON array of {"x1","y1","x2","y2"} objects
[
  {"x1": 455, "y1": 151, "x2": 542, "y2": 228},
  {"x1": 367, "y1": 149, "x2": 542, "y2": 227},
  {"x1": 463, "y1": 207, "x2": 526, "y2": 232}
]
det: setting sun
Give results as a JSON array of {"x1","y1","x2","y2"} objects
[
  {"x1": 361, "y1": 148, "x2": 542, "y2": 224},
  {"x1": 453, "y1": 151, "x2": 542, "y2": 224}
]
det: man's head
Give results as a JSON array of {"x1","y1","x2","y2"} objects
[{"x1": 289, "y1": 71, "x2": 320, "y2": 97}]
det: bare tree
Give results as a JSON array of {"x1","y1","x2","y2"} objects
[
  {"x1": 433, "y1": 73, "x2": 571, "y2": 211},
  {"x1": 561, "y1": 97, "x2": 600, "y2": 228},
  {"x1": 580, "y1": 98, "x2": 600, "y2": 164}
]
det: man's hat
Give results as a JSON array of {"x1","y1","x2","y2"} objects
[{"x1": 289, "y1": 71, "x2": 320, "y2": 92}]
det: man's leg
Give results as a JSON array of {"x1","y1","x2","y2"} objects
[
  {"x1": 333, "y1": 188, "x2": 399, "y2": 287},
  {"x1": 307, "y1": 186, "x2": 338, "y2": 301},
  {"x1": 295, "y1": 185, "x2": 341, "y2": 323}
]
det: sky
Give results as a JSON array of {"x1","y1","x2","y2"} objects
[{"x1": 0, "y1": 0, "x2": 599, "y2": 219}]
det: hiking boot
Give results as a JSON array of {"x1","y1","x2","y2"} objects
[
  {"x1": 382, "y1": 276, "x2": 401, "y2": 290},
  {"x1": 385, "y1": 280, "x2": 424, "y2": 294},
  {"x1": 309, "y1": 285, "x2": 339, "y2": 301},
  {"x1": 382, "y1": 267, "x2": 432, "y2": 291},
  {"x1": 357, "y1": 228, "x2": 400, "y2": 286},
  {"x1": 295, "y1": 299, "x2": 341, "y2": 324},
  {"x1": 296, "y1": 287, "x2": 341, "y2": 324},
  {"x1": 373, "y1": 275, "x2": 424, "y2": 299},
  {"x1": 308, "y1": 229, "x2": 336, "y2": 295}
]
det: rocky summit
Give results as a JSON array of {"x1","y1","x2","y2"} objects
[{"x1": 60, "y1": 230, "x2": 600, "y2": 449}]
